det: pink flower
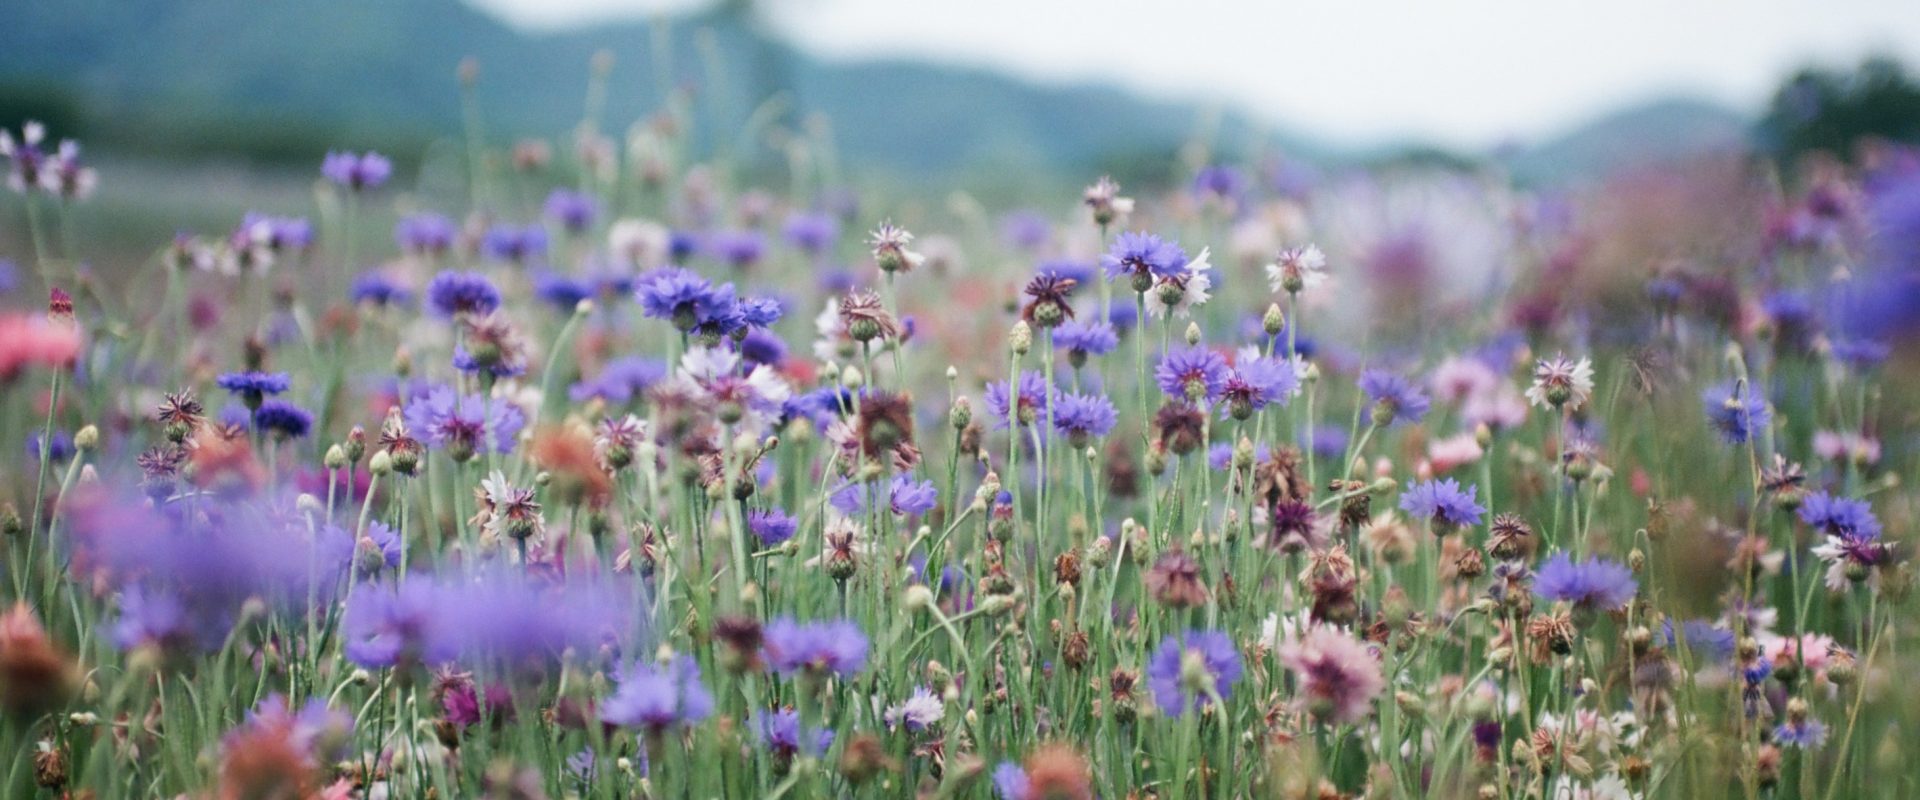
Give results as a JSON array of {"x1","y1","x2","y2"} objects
[
  {"x1": 0, "y1": 314, "x2": 81, "y2": 382},
  {"x1": 1813, "y1": 430, "x2": 1879, "y2": 465},
  {"x1": 1280, "y1": 626, "x2": 1384, "y2": 725},
  {"x1": 1426, "y1": 433, "x2": 1485, "y2": 474},
  {"x1": 1762, "y1": 633, "x2": 1836, "y2": 674}
]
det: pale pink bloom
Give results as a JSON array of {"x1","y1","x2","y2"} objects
[
  {"x1": 1280, "y1": 625, "x2": 1384, "y2": 725},
  {"x1": 1813, "y1": 430, "x2": 1880, "y2": 465},
  {"x1": 1427, "y1": 433, "x2": 1485, "y2": 474},
  {"x1": 1429, "y1": 356, "x2": 1501, "y2": 404},
  {"x1": 1762, "y1": 632, "x2": 1837, "y2": 674},
  {"x1": 0, "y1": 314, "x2": 82, "y2": 381},
  {"x1": 1463, "y1": 385, "x2": 1529, "y2": 432}
]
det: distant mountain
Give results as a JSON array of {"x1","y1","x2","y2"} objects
[
  {"x1": 1498, "y1": 99, "x2": 1753, "y2": 184},
  {"x1": 0, "y1": 0, "x2": 1753, "y2": 183}
]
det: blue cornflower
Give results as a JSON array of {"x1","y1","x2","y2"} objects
[
  {"x1": 481, "y1": 224, "x2": 547, "y2": 263},
  {"x1": 601, "y1": 656, "x2": 714, "y2": 732},
  {"x1": 1829, "y1": 338, "x2": 1890, "y2": 368},
  {"x1": 24, "y1": 431, "x2": 73, "y2": 463},
  {"x1": 636, "y1": 267, "x2": 741, "y2": 335},
  {"x1": 402, "y1": 385, "x2": 526, "y2": 459},
  {"x1": 349, "y1": 272, "x2": 413, "y2": 308},
  {"x1": 1192, "y1": 164, "x2": 1246, "y2": 203},
  {"x1": 426, "y1": 271, "x2": 502, "y2": 319},
  {"x1": 321, "y1": 151, "x2": 391, "y2": 190},
  {"x1": 753, "y1": 708, "x2": 834, "y2": 759},
  {"x1": 532, "y1": 270, "x2": 594, "y2": 311},
  {"x1": 1701, "y1": 381, "x2": 1769, "y2": 444},
  {"x1": 984, "y1": 370, "x2": 1054, "y2": 429},
  {"x1": 1052, "y1": 392, "x2": 1118, "y2": 444},
  {"x1": 340, "y1": 581, "x2": 449, "y2": 669},
  {"x1": 1001, "y1": 210, "x2": 1051, "y2": 250},
  {"x1": 1359, "y1": 369, "x2": 1431, "y2": 427},
  {"x1": 783, "y1": 212, "x2": 839, "y2": 254},
  {"x1": 254, "y1": 399, "x2": 314, "y2": 440},
  {"x1": 739, "y1": 296, "x2": 785, "y2": 328},
  {"x1": 543, "y1": 189, "x2": 599, "y2": 233},
  {"x1": 1663, "y1": 618, "x2": 1735, "y2": 662},
  {"x1": 568, "y1": 357, "x2": 667, "y2": 405},
  {"x1": 1101, "y1": 231, "x2": 1188, "y2": 285},
  {"x1": 748, "y1": 509, "x2": 799, "y2": 547},
  {"x1": 707, "y1": 229, "x2": 766, "y2": 269},
  {"x1": 1399, "y1": 478, "x2": 1486, "y2": 530},
  {"x1": 1155, "y1": 346, "x2": 1229, "y2": 403},
  {"x1": 1774, "y1": 719, "x2": 1828, "y2": 749},
  {"x1": 1220, "y1": 356, "x2": 1298, "y2": 418},
  {"x1": 889, "y1": 475, "x2": 939, "y2": 517},
  {"x1": 394, "y1": 212, "x2": 455, "y2": 255},
  {"x1": 1797, "y1": 491, "x2": 1882, "y2": 540},
  {"x1": 1054, "y1": 320, "x2": 1118, "y2": 363},
  {"x1": 1146, "y1": 630, "x2": 1243, "y2": 717},
  {"x1": 740, "y1": 328, "x2": 788, "y2": 367},
  {"x1": 992, "y1": 763, "x2": 1031, "y2": 800},
  {"x1": 762, "y1": 618, "x2": 868, "y2": 678},
  {"x1": 216, "y1": 371, "x2": 291, "y2": 408},
  {"x1": 1533, "y1": 553, "x2": 1637, "y2": 612}
]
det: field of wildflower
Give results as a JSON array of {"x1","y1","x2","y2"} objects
[{"x1": 1, "y1": 57, "x2": 1918, "y2": 800}]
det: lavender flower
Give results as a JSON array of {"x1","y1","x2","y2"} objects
[
  {"x1": 395, "y1": 212, "x2": 456, "y2": 255},
  {"x1": 1156, "y1": 346, "x2": 1229, "y2": 404},
  {"x1": 992, "y1": 763, "x2": 1031, "y2": 800},
  {"x1": 568, "y1": 356, "x2": 667, "y2": 405},
  {"x1": 763, "y1": 618, "x2": 868, "y2": 678},
  {"x1": 426, "y1": 271, "x2": 502, "y2": 319},
  {"x1": 253, "y1": 399, "x2": 314, "y2": 440},
  {"x1": 753, "y1": 708, "x2": 834, "y2": 758},
  {"x1": 1053, "y1": 320, "x2": 1118, "y2": 366},
  {"x1": 543, "y1": 189, "x2": 599, "y2": 232},
  {"x1": 321, "y1": 150, "x2": 391, "y2": 190},
  {"x1": 601, "y1": 656, "x2": 715, "y2": 732},
  {"x1": 749, "y1": 509, "x2": 800, "y2": 547},
  {"x1": 1052, "y1": 392, "x2": 1118, "y2": 445},
  {"x1": 1359, "y1": 369, "x2": 1431, "y2": 427},
  {"x1": 1220, "y1": 356, "x2": 1298, "y2": 418},
  {"x1": 783, "y1": 212, "x2": 839, "y2": 254},
  {"x1": 481, "y1": 224, "x2": 548, "y2": 263},
  {"x1": 883, "y1": 686, "x2": 946, "y2": 732},
  {"x1": 1533, "y1": 554, "x2": 1637, "y2": 612},
  {"x1": 403, "y1": 385, "x2": 526, "y2": 459},
  {"x1": 1797, "y1": 491, "x2": 1882, "y2": 540},
  {"x1": 1399, "y1": 478, "x2": 1485, "y2": 531},
  {"x1": 1146, "y1": 630, "x2": 1243, "y2": 717},
  {"x1": 350, "y1": 272, "x2": 413, "y2": 308},
  {"x1": 637, "y1": 267, "x2": 741, "y2": 334},
  {"x1": 1101, "y1": 231, "x2": 1188, "y2": 288},
  {"x1": 1701, "y1": 381, "x2": 1769, "y2": 444},
  {"x1": 216, "y1": 371, "x2": 290, "y2": 409},
  {"x1": 984, "y1": 370, "x2": 1054, "y2": 429}
]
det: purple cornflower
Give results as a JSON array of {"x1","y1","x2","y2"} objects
[
  {"x1": 740, "y1": 296, "x2": 785, "y2": 328},
  {"x1": 1053, "y1": 320, "x2": 1118, "y2": 363},
  {"x1": 403, "y1": 385, "x2": 526, "y2": 459},
  {"x1": 253, "y1": 399, "x2": 314, "y2": 440},
  {"x1": 984, "y1": 370, "x2": 1054, "y2": 429},
  {"x1": 1192, "y1": 164, "x2": 1246, "y2": 204},
  {"x1": 762, "y1": 618, "x2": 868, "y2": 678},
  {"x1": 426, "y1": 271, "x2": 502, "y2": 319},
  {"x1": 1797, "y1": 491, "x2": 1882, "y2": 540},
  {"x1": 341, "y1": 581, "x2": 450, "y2": 669},
  {"x1": 1533, "y1": 554, "x2": 1637, "y2": 612},
  {"x1": 359, "y1": 521, "x2": 403, "y2": 574},
  {"x1": 543, "y1": 189, "x2": 599, "y2": 233},
  {"x1": 707, "y1": 229, "x2": 767, "y2": 269},
  {"x1": 1101, "y1": 231, "x2": 1188, "y2": 286},
  {"x1": 1146, "y1": 630, "x2": 1243, "y2": 717},
  {"x1": 112, "y1": 586, "x2": 221, "y2": 655},
  {"x1": 783, "y1": 212, "x2": 839, "y2": 254},
  {"x1": 1220, "y1": 356, "x2": 1298, "y2": 418},
  {"x1": 481, "y1": 224, "x2": 548, "y2": 263},
  {"x1": 754, "y1": 709, "x2": 834, "y2": 758},
  {"x1": 749, "y1": 509, "x2": 800, "y2": 547},
  {"x1": 602, "y1": 656, "x2": 714, "y2": 732},
  {"x1": 1052, "y1": 392, "x2": 1118, "y2": 444},
  {"x1": 568, "y1": 356, "x2": 667, "y2": 405},
  {"x1": 740, "y1": 327, "x2": 788, "y2": 367},
  {"x1": 24, "y1": 431, "x2": 73, "y2": 463},
  {"x1": 1359, "y1": 369, "x2": 1431, "y2": 427},
  {"x1": 637, "y1": 267, "x2": 741, "y2": 334},
  {"x1": 216, "y1": 371, "x2": 290, "y2": 408},
  {"x1": 889, "y1": 475, "x2": 939, "y2": 516},
  {"x1": 992, "y1": 763, "x2": 1031, "y2": 800},
  {"x1": 321, "y1": 150, "x2": 391, "y2": 190},
  {"x1": 350, "y1": 272, "x2": 413, "y2": 308},
  {"x1": 1001, "y1": 210, "x2": 1051, "y2": 250},
  {"x1": 395, "y1": 212, "x2": 456, "y2": 255},
  {"x1": 1774, "y1": 719, "x2": 1828, "y2": 749},
  {"x1": 532, "y1": 270, "x2": 595, "y2": 311},
  {"x1": 1664, "y1": 619, "x2": 1736, "y2": 662},
  {"x1": 1701, "y1": 381, "x2": 1769, "y2": 444},
  {"x1": 2, "y1": 122, "x2": 49, "y2": 193},
  {"x1": 883, "y1": 686, "x2": 945, "y2": 732},
  {"x1": 1399, "y1": 478, "x2": 1485, "y2": 531},
  {"x1": 1155, "y1": 346, "x2": 1229, "y2": 404}
]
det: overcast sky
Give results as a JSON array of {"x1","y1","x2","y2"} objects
[{"x1": 468, "y1": 0, "x2": 1920, "y2": 148}]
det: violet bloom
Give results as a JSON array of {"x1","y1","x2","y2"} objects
[
  {"x1": 883, "y1": 686, "x2": 945, "y2": 732},
  {"x1": 216, "y1": 371, "x2": 290, "y2": 409},
  {"x1": 403, "y1": 384, "x2": 526, "y2": 458},
  {"x1": 1533, "y1": 554, "x2": 1637, "y2": 612},
  {"x1": 763, "y1": 618, "x2": 868, "y2": 678},
  {"x1": 482, "y1": 224, "x2": 548, "y2": 263},
  {"x1": 568, "y1": 356, "x2": 667, "y2": 405},
  {"x1": 1701, "y1": 381, "x2": 1769, "y2": 444},
  {"x1": 1359, "y1": 369, "x2": 1431, "y2": 427},
  {"x1": 1399, "y1": 478, "x2": 1485, "y2": 531},
  {"x1": 350, "y1": 272, "x2": 413, "y2": 308},
  {"x1": 984, "y1": 370, "x2": 1054, "y2": 429},
  {"x1": 426, "y1": 271, "x2": 502, "y2": 319},
  {"x1": 1146, "y1": 630, "x2": 1243, "y2": 718},
  {"x1": 1220, "y1": 356, "x2": 1298, "y2": 418},
  {"x1": 543, "y1": 189, "x2": 599, "y2": 233},
  {"x1": 1052, "y1": 392, "x2": 1118, "y2": 445},
  {"x1": 112, "y1": 585, "x2": 223, "y2": 655},
  {"x1": 253, "y1": 399, "x2": 314, "y2": 440},
  {"x1": 749, "y1": 509, "x2": 800, "y2": 547},
  {"x1": 1101, "y1": 231, "x2": 1188, "y2": 286},
  {"x1": 707, "y1": 229, "x2": 767, "y2": 269},
  {"x1": 1156, "y1": 346, "x2": 1229, "y2": 404},
  {"x1": 890, "y1": 475, "x2": 939, "y2": 516},
  {"x1": 637, "y1": 267, "x2": 742, "y2": 334},
  {"x1": 322, "y1": 151, "x2": 391, "y2": 190},
  {"x1": 395, "y1": 212, "x2": 456, "y2": 255},
  {"x1": 783, "y1": 212, "x2": 839, "y2": 254},
  {"x1": 1797, "y1": 491, "x2": 1882, "y2": 540},
  {"x1": 532, "y1": 270, "x2": 594, "y2": 311},
  {"x1": 753, "y1": 709, "x2": 834, "y2": 758},
  {"x1": 341, "y1": 581, "x2": 450, "y2": 669},
  {"x1": 740, "y1": 327, "x2": 788, "y2": 367},
  {"x1": 1054, "y1": 320, "x2": 1118, "y2": 364},
  {"x1": 602, "y1": 656, "x2": 715, "y2": 732},
  {"x1": 992, "y1": 763, "x2": 1031, "y2": 800}
]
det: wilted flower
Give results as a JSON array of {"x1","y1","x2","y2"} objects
[{"x1": 1280, "y1": 625, "x2": 1384, "y2": 724}]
